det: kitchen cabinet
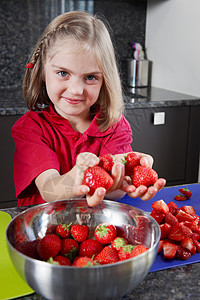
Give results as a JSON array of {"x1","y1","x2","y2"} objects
[
  {"x1": 0, "y1": 115, "x2": 21, "y2": 208},
  {"x1": 125, "y1": 105, "x2": 200, "y2": 186}
]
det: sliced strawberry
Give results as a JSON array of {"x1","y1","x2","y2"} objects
[
  {"x1": 150, "y1": 209, "x2": 165, "y2": 224},
  {"x1": 191, "y1": 232, "x2": 200, "y2": 241},
  {"x1": 180, "y1": 237, "x2": 195, "y2": 255},
  {"x1": 179, "y1": 223, "x2": 193, "y2": 238},
  {"x1": 179, "y1": 187, "x2": 192, "y2": 198},
  {"x1": 193, "y1": 240, "x2": 200, "y2": 253},
  {"x1": 163, "y1": 241, "x2": 178, "y2": 259},
  {"x1": 174, "y1": 195, "x2": 188, "y2": 201},
  {"x1": 167, "y1": 201, "x2": 179, "y2": 216},
  {"x1": 176, "y1": 245, "x2": 192, "y2": 260},
  {"x1": 160, "y1": 223, "x2": 171, "y2": 239},
  {"x1": 158, "y1": 240, "x2": 164, "y2": 253},
  {"x1": 180, "y1": 205, "x2": 195, "y2": 216},
  {"x1": 152, "y1": 200, "x2": 169, "y2": 214},
  {"x1": 176, "y1": 210, "x2": 195, "y2": 222},
  {"x1": 168, "y1": 224, "x2": 185, "y2": 242},
  {"x1": 165, "y1": 212, "x2": 178, "y2": 227},
  {"x1": 184, "y1": 221, "x2": 200, "y2": 235}
]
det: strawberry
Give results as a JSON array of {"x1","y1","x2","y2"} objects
[
  {"x1": 180, "y1": 237, "x2": 195, "y2": 255},
  {"x1": 70, "y1": 224, "x2": 89, "y2": 242},
  {"x1": 132, "y1": 166, "x2": 158, "y2": 188},
  {"x1": 37, "y1": 234, "x2": 61, "y2": 260},
  {"x1": 179, "y1": 187, "x2": 192, "y2": 198},
  {"x1": 48, "y1": 255, "x2": 71, "y2": 266},
  {"x1": 129, "y1": 244, "x2": 148, "y2": 258},
  {"x1": 180, "y1": 205, "x2": 195, "y2": 216},
  {"x1": 193, "y1": 240, "x2": 200, "y2": 253},
  {"x1": 176, "y1": 245, "x2": 192, "y2": 260},
  {"x1": 16, "y1": 239, "x2": 40, "y2": 259},
  {"x1": 150, "y1": 209, "x2": 165, "y2": 224},
  {"x1": 94, "y1": 223, "x2": 117, "y2": 244},
  {"x1": 95, "y1": 246, "x2": 119, "y2": 264},
  {"x1": 179, "y1": 223, "x2": 193, "y2": 238},
  {"x1": 60, "y1": 238, "x2": 79, "y2": 261},
  {"x1": 82, "y1": 166, "x2": 114, "y2": 195},
  {"x1": 184, "y1": 221, "x2": 200, "y2": 235},
  {"x1": 158, "y1": 240, "x2": 164, "y2": 253},
  {"x1": 79, "y1": 239, "x2": 103, "y2": 258},
  {"x1": 164, "y1": 212, "x2": 178, "y2": 227},
  {"x1": 176, "y1": 210, "x2": 195, "y2": 222},
  {"x1": 152, "y1": 199, "x2": 169, "y2": 214},
  {"x1": 118, "y1": 244, "x2": 135, "y2": 261},
  {"x1": 98, "y1": 154, "x2": 115, "y2": 174},
  {"x1": 163, "y1": 241, "x2": 178, "y2": 259},
  {"x1": 56, "y1": 223, "x2": 71, "y2": 238},
  {"x1": 167, "y1": 201, "x2": 179, "y2": 216},
  {"x1": 174, "y1": 195, "x2": 188, "y2": 201},
  {"x1": 160, "y1": 223, "x2": 171, "y2": 239},
  {"x1": 122, "y1": 152, "x2": 140, "y2": 176},
  {"x1": 75, "y1": 256, "x2": 98, "y2": 267},
  {"x1": 111, "y1": 237, "x2": 128, "y2": 251},
  {"x1": 168, "y1": 224, "x2": 185, "y2": 242}
]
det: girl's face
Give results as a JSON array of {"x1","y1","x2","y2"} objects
[{"x1": 43, "y1": 39, "x2": 103, "y2": 122}]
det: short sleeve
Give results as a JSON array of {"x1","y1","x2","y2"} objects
[{"x1": 12, "y1": 114, "x2": 60, "y2": 198}]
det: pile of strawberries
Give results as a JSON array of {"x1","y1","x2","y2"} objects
[
  {"x1": 151, "y1": 199, "x2": 200, "y2": 260},
  {"x1": 15, "y1": 222, "x2": 148, "y2": 267},
  {"x1": 82, "y1": 153, "x2": 158, "y2": 195}
]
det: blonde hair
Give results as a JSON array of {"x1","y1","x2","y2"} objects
[{"x1": 23, "y1": 11, "x2": 124, "y2": 131}]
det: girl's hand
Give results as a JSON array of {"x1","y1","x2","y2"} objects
[{"x1": 118, "y1": 151, "x2": 166, "y2": 200}]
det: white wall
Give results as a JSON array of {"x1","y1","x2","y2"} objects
[{"x1": 146, "y1": 0, "x2": 200, "y2": 97}]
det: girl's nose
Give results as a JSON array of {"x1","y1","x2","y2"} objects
[{"x1": 67, "y1": 78, "x2": 84, "y2": 95}]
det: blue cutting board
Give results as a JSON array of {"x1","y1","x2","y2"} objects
[{"x1": 118, "y1": 183, "x2": 200, "y2": 272}]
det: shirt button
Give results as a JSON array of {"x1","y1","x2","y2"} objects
[{"x1": 72, "y1": 135, "x2": 79, "y2": 142}]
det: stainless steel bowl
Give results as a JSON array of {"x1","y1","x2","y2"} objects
[{"x1": 6, "y1": 199, "x2": 160, "y2": 300}]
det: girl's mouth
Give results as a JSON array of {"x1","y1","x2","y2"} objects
[{"x1": 63, "y1": 97, "x2": 83, "y2": 104}]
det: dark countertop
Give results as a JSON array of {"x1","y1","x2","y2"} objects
[
  {"x1": 0, "y1": 86, "x2": 200, "y2": 116},
  {"x1": 2, "y1": 189, "x2": 200, "y2": 300}
]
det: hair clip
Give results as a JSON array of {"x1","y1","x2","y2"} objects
[{"x1": 26, "y1": 62, "x2": 34, "y2": 69}]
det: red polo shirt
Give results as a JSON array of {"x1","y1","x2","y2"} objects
[{"x1": 12, "y1": 103, "x2": 133, "y2": 206}]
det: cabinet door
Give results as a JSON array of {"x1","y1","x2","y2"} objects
[
  {"x1": 125, "y1": 106, "x2": 190, "y2": 185},
  {"x1": 0, "y1": 115, "x2": 22, "y2": 208}
]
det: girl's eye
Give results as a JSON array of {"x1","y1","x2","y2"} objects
[
  {"x1": 86, "y1": 75, "x2": 97, "y2": 81},
  {"x1": 58, "y1": 71, "x2": 69, "y2": 78}
]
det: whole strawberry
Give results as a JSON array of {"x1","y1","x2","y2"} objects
[
  {"x1": 122, "y1": 152, "x2": 140, "y2": 176},
  {"x1": 129, "y1": 245, "x2": 148, "y2": 258},
  {"x1": 95, "y1": 246, "x2": 119, "y2": 264},
  {"x1": 179, "y1": 187, "x2": 192, "y2": 198},
  {"x1": 37, "y1": 234, "x2": 61, "y2": 261},
  {"x1": 82, "y1": 166, "x2": 114, "y2": 196},
  {"x1": 94, "y1": 223, "x2": 117, "y2": 244},
  {"x1": 99, "y1": 154, "x2": 115, "y2": 174},
  {"x1": 60, "y1": 238, "x2": 79, "y2": 261},
  {"x1": 132, "y1": 166, "x2": 158, "y2": 187},
  {"x1": 56, "y1": 223, "x2": 71, "y2": 239},
  {"x1": 79, "y1": 239, "x2": 103, "y2": 258},
  {"x1": 48, "y1": 255, "x2": 71, "y2": 266},
  {"x1": 118, "y1": 244, "x2": 135, "y2": 261},
  {"x1": 111, "y1": 237, "x2": 128, "y2": 251},
  {"x1": 70, "y1": 224, "x2": 89, "y2": 242},
  {"x1": 75, "y1": 256, "x2": 99, "y2": 267}
]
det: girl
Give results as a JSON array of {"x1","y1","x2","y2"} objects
[{"x1": 12, "y1": 11, "x2": 166, "y2": 207}]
